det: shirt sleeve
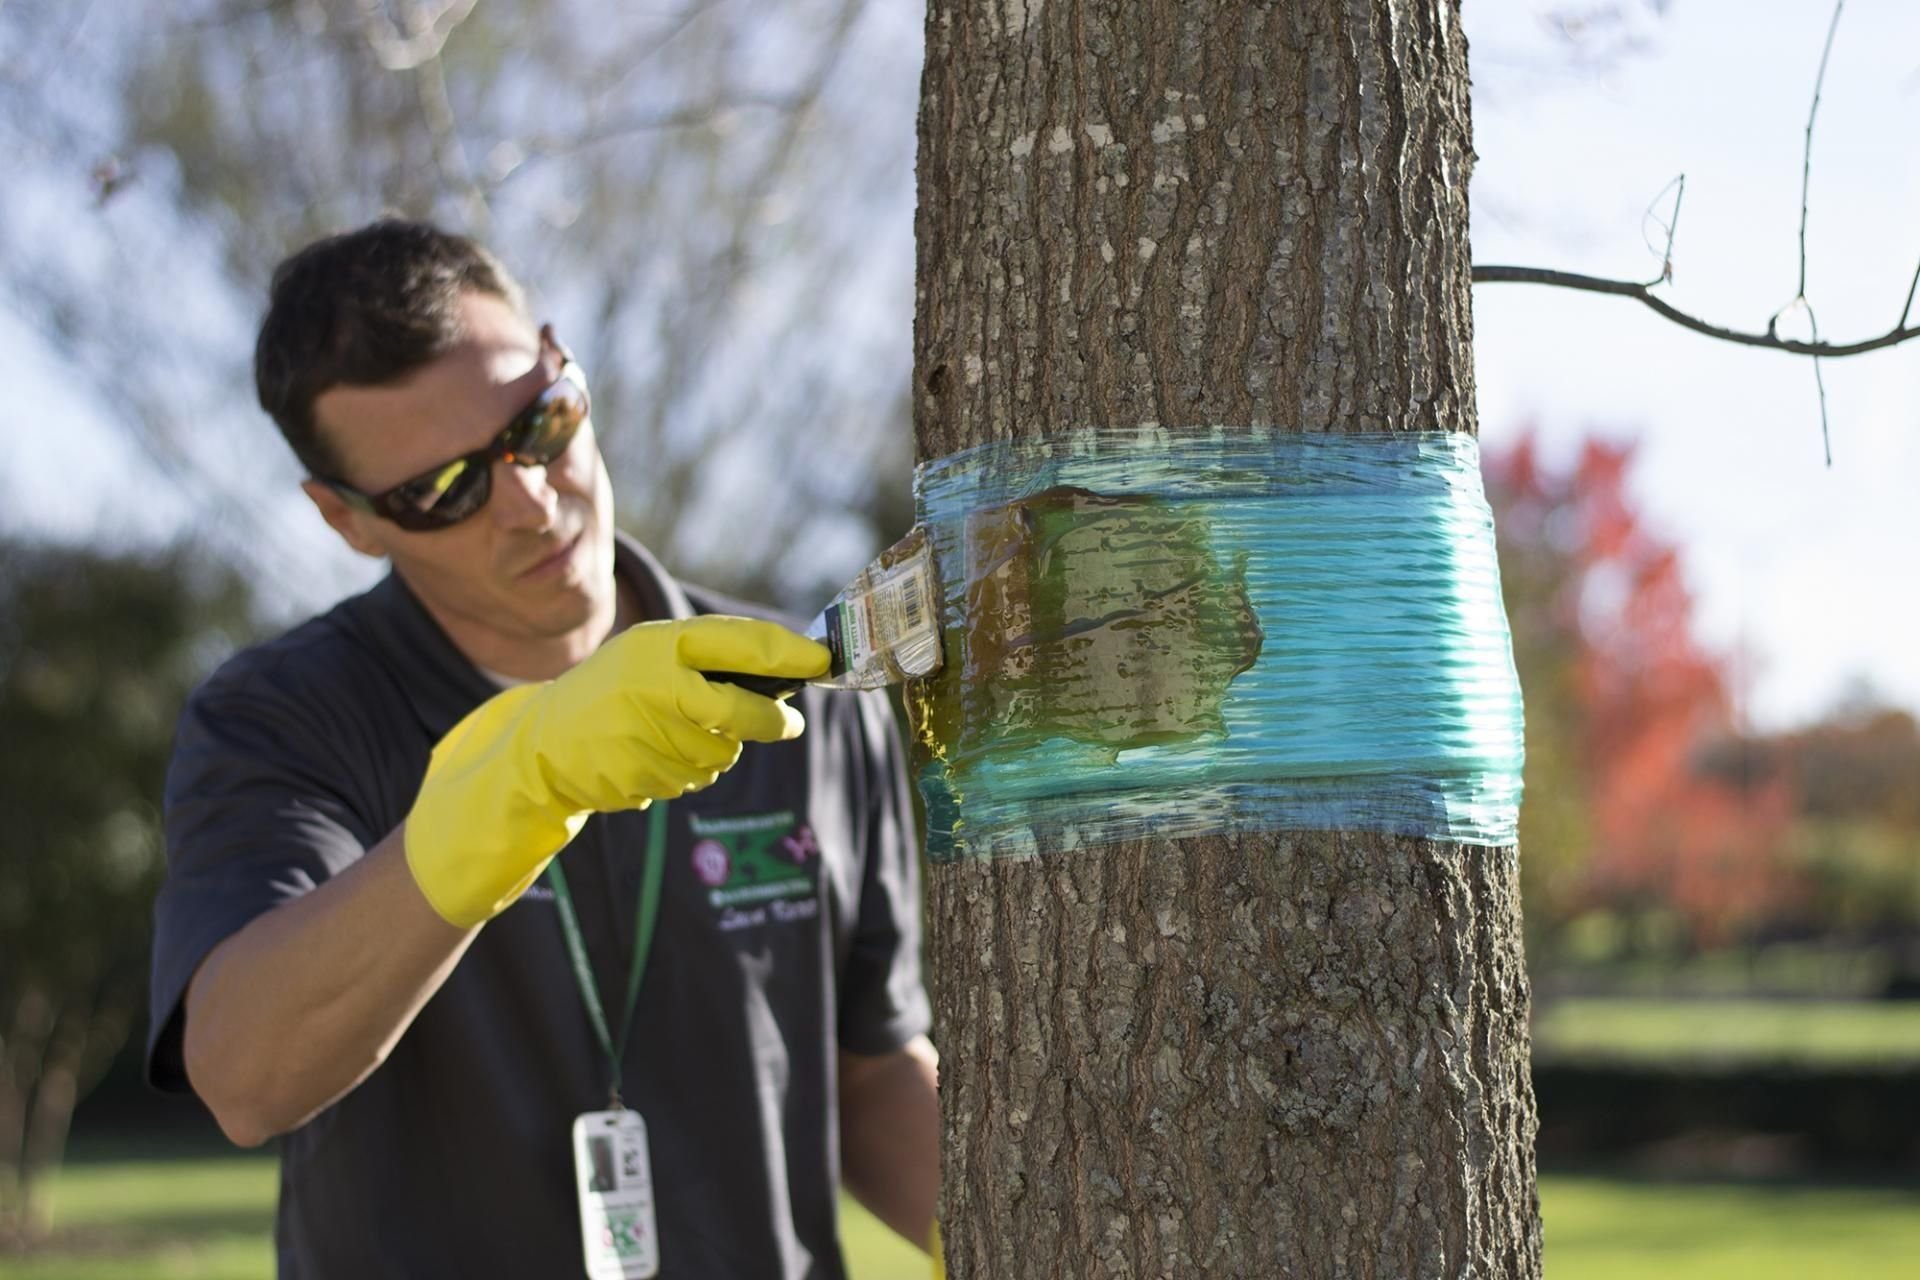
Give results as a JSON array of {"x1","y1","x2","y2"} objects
[
  {"x1": 835, "y1": 689, "x2": 933, "y2": 1056},
  {"x1": 145, "y1": 659, "x2": 383, "y2": 1093}
]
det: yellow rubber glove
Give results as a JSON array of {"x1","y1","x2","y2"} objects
[
  {"x1": 930, "y1": 1220, "x2": 945, "y2": 1279},
  {"x1": 405, "y1": 616, "x2": 829, "y2": 926}
]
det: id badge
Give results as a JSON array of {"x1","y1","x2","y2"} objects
[{"x1": 571, "y1": 1109, "x2": 659, "y2": 1279}]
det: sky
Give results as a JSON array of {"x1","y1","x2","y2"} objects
[
  {"x1": 2, "y1": 0, "x2": 1914, "y2": 733},
  {"x1": 1464, "y1": 0, "x2": 1920, "y2": 729}
]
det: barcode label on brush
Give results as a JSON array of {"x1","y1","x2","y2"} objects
[
  {"x1": 897, "y1": 572, "x2": 925, "y2": 631},
  {"x1": 807, "y1": 530, "x2": 943, "y2": 689},
  {"x1": 873, "y1": 564, "x2": 933, "y2": 649},
  {"x1": 827, "y1": 561, "x2": 936, "y2": 676}
]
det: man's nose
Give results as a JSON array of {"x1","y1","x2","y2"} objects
[{"x1": 489, "y1": 457, "x2": 560, "y2": 530}]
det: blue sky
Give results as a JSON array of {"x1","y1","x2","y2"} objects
[{"x1": 1466, "y1": 0, "x2": 1919, "y2": 728}]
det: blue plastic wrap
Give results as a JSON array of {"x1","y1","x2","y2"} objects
[{"x1": 906, "y1": 429, "x2": 1525, "y2": 861}]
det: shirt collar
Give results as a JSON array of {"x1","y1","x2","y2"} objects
[{"x1": 346, "y1": 530, "x2": 687, "y2": 742}]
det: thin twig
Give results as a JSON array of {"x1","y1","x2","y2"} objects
[
  {"x1": 1899, "y1": 255, "x2": 1920, "y2": 330},
  {"x1": 1796, "y1": 1, "x2": 1845, "y2": 299},
  {"x1": 1770, "y1": 0, "x2": 1844, "y2": 338},
  {"x1": 586, "y1": 0, "x2": 720, "y2": 103},
  {"x1": 1803, "y1": 300, "x2": 1832, "y2": 466},
  {"x1": 1774, "y1": 0, "x2": 1845, "y2": 465},
  {"x1": 1812, "y1": 356, "x2": 1831, "y2": 466},
  {"x1": 508, "y1": 96, "x2": 800, "y2": 168},
  {"x1": 1470, "y1": 266, "x2": 1920, "y2": 358},
  {"x1": 1640, "y1": 174, "x2": 1685, "y2": 285}
]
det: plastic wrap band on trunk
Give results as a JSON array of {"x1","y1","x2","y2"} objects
[{"x1": 904, "y1": 429, "x2": 1526, "y2": 862}]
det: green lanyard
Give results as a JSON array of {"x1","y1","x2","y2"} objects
[{"x1": 545, "y1": 799, "x2": 670, "y2": 1111}]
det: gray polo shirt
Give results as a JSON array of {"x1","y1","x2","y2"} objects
[{"x1": 147, "y1": 535, "x2": 929, "y2": 1279}]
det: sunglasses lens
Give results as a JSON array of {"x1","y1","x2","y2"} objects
[
  {"x1": 507, "y1": 369, "x2": 589, "y2": 463},
  {"x1": 388, "y1": 457, "x2": 490, "y2": 529}
]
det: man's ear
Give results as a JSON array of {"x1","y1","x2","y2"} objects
[{"x1": 301, "y1": 480, "x2": 388, "y2": 559}]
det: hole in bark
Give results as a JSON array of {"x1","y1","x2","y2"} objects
[{"x1": 925, "y1": 364, "x2": 950, "y2": 396}]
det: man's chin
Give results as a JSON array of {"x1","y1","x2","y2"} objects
[{"x1": 527, "y1": 573, "x2": 619, "y2": 640}]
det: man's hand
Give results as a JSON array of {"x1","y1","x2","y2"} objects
[{"x1": 406, "y1": 616, "x2": 828, "y2": 925}]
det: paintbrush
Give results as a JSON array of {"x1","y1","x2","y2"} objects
[{"x1": 705, "y1": 527, "x2": 943, "y2": 698}]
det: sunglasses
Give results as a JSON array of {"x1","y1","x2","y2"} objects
[{"x1": 323, "y1": 347, "x2": 592, "y2": 533}]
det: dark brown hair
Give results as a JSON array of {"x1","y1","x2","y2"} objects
[{"x1": 254, "y1": 219, "x2": 528, "y2": 479}]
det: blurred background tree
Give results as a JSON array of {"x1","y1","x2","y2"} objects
[
  {"x1": 2, "y1": 0, "x2": 918, "y2": 615},
  {"x1": 0, "y1": 539, "x2": 256, "y2": 1239},
  {"x1": 1487, "y1": 432, "x2": 1920, "y2": 996},
  {"x1": 1724, "y1": 695, "x2": 1920, "y2": 993},
  {"x1": 1487, "y1": 432, "x2": 1795, "y2": 964}
]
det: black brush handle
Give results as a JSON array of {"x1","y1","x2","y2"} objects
[{"x1": 702, "y1": 670, "x2": 810, "y2": 700}]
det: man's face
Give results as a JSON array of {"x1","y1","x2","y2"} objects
[{"x1": 304, "y1": 291, "x2": 619, "y2": 674}]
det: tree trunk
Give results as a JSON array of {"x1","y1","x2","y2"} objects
[
  {"x1": 0, "y1": 986, "x2": 54, "y2": 1234},
  {"x1": 912, "y1": 3, "x2": 1541, "y2": 1277}
]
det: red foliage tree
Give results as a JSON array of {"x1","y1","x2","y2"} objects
[{"x1": 1486, "y1": 430, "x2": 1798, "y2": 949}]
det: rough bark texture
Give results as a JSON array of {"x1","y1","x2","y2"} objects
[{"x1": 912, "y1": 2, "x2": 1541, "y2": 1277}]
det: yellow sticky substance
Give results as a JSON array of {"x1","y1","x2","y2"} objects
[{"x1": 907, "y1": 486, "x2": 1263, "y2": 778}]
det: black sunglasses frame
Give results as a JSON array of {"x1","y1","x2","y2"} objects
[{"x1": 322, "y1": 344, "x2": 590, "y2": 533}]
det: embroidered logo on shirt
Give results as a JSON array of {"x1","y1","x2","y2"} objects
[{"x1": 687, "y1": 810, "x2": 820, "y2": 932}]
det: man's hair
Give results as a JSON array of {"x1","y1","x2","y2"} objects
[{"x1": 254, "y1": 219, "x2": 528, "y2": 480}]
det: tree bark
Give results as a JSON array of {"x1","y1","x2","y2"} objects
[{"x1": 912, "y1": 3, "x2": 1541, "y2": 1277}]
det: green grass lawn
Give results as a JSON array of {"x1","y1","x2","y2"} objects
[
  {"x1": 0, "y1": 1155, "x2": 926, "y2": 1280},
  {"x1": 1532, "y1": 997, "x2": 1920, "y2": 1065},
  {"x1": 0, "y1": 1158, "x2": 270, "y2": 1280},
  {"x1": 1542, "y1": 1174, "x2": 1920, "y2": 1280},
  {"x1": 6, "y1": 1157, "x2": 1919, "y2": 1278}
]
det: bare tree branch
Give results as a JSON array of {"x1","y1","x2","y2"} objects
[
  {"x1": 411, "y1": 40, "x2": 491, "y2": 231},
  {"x1": 498, "y1": 95, "x2": 803, "y2": 177},
  {"x1": 175, "y1": 0, "x2": 291, "y2": 34},
  {"x1": 1900, "y1": 256, "x2": 1920, "y2": 331},
  {"x1": 1477, "y1": 0, "x2": 1900, "y2": 471},
  {"x1": 1, "y1": 267, "x2": 337, "y2": 593},
  {"x1": 356, "y1": 0, "x2": 479, "y2": 73},
  {"x1": 1469, "y1": 266, "x2": 1920, "y2": 358}
]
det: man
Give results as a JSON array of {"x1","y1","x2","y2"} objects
[{"x1": 146, "y1": 220, "x2": 938, "y2": 1278}]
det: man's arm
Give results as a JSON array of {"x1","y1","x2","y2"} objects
[
  {"x1": 173, "y1": 617, "x2": 829, "y2": 1147},
  {"x1": 839, "y1": 1034, "x2": 940, "y2": 1250},
  {"x1": 182, "y1": 822, "x2": 473, "y2": 1148}
]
